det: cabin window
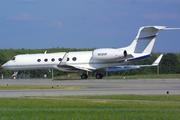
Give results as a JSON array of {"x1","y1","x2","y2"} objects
[
  {"x1": 58, "y1": 58, "x2": 69, "y2": 61},
  {"x1": 72, "y1": 57, "x2": 77, "y2": 61},
  {"x1": 51, "y1": 58, "x2": 55, "y2": 62},
  {"x1": 58, "y1": 58, "x2": 62, "y2": 61},
  {"x1": 44, "y1": 58, "x2": 48, "y2": 62},
  {"x1": 37, "y1": 59, "x2": 41, "y2": 62},
  {"x1": 11, "y1": 57, "x2": 16, "y2": 60}
]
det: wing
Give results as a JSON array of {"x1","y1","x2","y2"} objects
[
  {"x1": 57, "y1": 52, "x2": 94, "y2": 72},
  {"x1": 104, "y1": 54, "x2": 163, "y2": 72}
]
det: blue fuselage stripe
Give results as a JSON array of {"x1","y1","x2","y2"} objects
[{"x1": 127, "y1": 54, "x2": 151, "y2": 62}]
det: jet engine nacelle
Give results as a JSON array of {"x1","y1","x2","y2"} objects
[{"x1": 92, "y1": 48, "x2": 127, "y2": 61}]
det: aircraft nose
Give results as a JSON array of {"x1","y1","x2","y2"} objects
[{"x1": 1, "y1": 63, "x2": 8, "y2": 69}]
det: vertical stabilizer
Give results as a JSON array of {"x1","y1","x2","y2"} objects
[{"x1": 128, "y1": 26, "x2": 167, "y2": 54}]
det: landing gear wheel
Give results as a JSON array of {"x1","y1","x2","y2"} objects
[
  {"x1": 95, "y1": 74, "x2": 103, "y2": 79},
  {"x1": 81, "y1": 74, "x2": 88, "y2": 79}
]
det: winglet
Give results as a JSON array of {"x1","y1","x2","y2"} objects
[{"x1": 152, "y1": 54, "x2": 163, "y2": 66}]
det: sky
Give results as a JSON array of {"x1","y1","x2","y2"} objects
[{"x1": 0, "y1": 0, "x2": 180, "y2": 53}]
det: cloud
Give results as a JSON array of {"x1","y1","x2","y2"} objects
[
  {"x1": 145, "y1": 13, "x2": 180, "y2": 20},
  {"x1": 48, "y1": 20, "x2": 63, "y2": 28},
  {"x1": 9, "y1": 13, "x2": 43, "y2": 21}
]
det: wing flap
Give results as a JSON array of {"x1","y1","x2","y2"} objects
[{"x1": 71, "y1": 65, "x2": 92, "y2": 72}]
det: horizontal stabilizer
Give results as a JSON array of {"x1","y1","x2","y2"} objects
[{"x1": 163, "y1": 28, "x2": 180, "y2": 30}]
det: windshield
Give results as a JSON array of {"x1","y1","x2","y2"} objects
[{"x1": 11, "y1": 57, "x2": 16, "y2": 60}]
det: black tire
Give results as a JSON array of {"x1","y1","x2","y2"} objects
[
  {"x1": 96, "y1": 74, "x2": 103, "y2": 79},
  {"x1": 81, "y1": 74, "x2": 88, "y2": 79}
]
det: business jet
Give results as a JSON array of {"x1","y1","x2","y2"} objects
[{"x1": 2, "y1": 26, "x2": 180, "y2": 79}]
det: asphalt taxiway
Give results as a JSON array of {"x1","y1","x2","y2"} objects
[{"x1": 0, "y1": 79, "x2": 180, "y2": 97}]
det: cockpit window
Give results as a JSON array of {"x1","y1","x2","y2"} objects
[{"x1": 11, "y1": 57, "x2": 16, "y2": 60}]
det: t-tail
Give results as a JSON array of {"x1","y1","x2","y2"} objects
[{"x1": 126, "y1": 26, "x2": 180, "y2": 55}]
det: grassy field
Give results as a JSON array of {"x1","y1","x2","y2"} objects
[
  {"x1": 0, "y1": 95, "x2": 180, "y2": 120},
  {"x1": 36, "y1": 94, "x2": 180, "y2": 102},
  {"x1": 1, "y1": 76, "x2": 180, "y2": 119},
  {"x1": 0, "y1": 85, "x2": 86, "y2": 90}
]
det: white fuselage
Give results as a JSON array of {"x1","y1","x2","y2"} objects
[{"x1": 2, "y1": 51, "x2": 134, "y2": 72}]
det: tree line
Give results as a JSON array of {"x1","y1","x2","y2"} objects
[{"x1": 0, "y1": 47, "x2": 180, "y2": 78}]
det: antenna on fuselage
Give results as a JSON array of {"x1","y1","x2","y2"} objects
[{"x1": 44, "y1": 51, "x2": 47, "y2": 54}]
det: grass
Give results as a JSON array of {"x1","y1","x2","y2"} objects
[
  {"x1": 0, "y1": 77, "x2": 180, "y2": 119},
  {"x1": 35, "y1": 94, "x2": 180, "y2": 102},
  {"x1": 0, "y1": 96, "x2": 180, "y2": 120},
  {"x1": 0, "y1": 85, "x2": 86, "y2": 90}
]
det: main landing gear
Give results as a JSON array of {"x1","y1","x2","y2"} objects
[
  {"x1": 95, "y1": 73, "x2": 103, "y2": 79},
  {"x1": 81, "y1": 74, "x2": 88, "y2": 79},
  {"x1": 79, "y1": 71, "x2": 88, "y2": 79},
  {"x1": 95, "y1": 70, "x2": 103, "y2": 79},
  {"x1": 79, "y1": 70, "x2": 103, "y2": 79}
]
